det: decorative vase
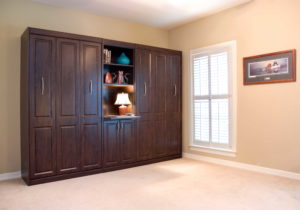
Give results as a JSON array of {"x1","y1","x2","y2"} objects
[
  {"x1": 116, "y1": 52, "x2": 130, "y2": 65},
  {"x1": 105, "y1": 72, "x2": 112, "y2": 83}
]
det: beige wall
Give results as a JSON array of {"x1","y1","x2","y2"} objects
[
  {"x1": 0, "y1": 0, "x2": 168, "y2": 174},
  {"x1": 169, "y1": 0, "x2": 300, "y2": 173}
]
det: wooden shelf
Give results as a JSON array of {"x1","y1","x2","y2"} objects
[
  {"x1": 104, "y1": 115, "x2": 141, "y2": 120},
  {"x1": 103, "y1": 83, "x2": 134, "y2": 87},
  {"x1": 104, "y1": 63, "x2": 134, "y2": 68}
]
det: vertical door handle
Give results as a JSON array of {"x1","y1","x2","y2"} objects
[
  {"x1": 144, "y1": 82, "x2": 147, "y2": 96},
  {"x1": 89, "y1": 80, "x2": 93, "y2": 95},
  {"x1": 174, "y1": 84, "x2": 177, "y2": 96},
  {"x1": 41, "y1": 76, "x2": 45, "y2": 95}
]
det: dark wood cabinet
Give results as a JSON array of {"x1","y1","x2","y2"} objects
[
  {"x1": 104, "y1": 120, "x2": 137, "y2": 167},
  {"x1": 29, "y1": 35, "x2": 56, "y2": 179},
  {"x1": 136, "y1": 48, "x2": 182, "y2": 161},
  {"x1": 136, "y1": 49, "x2": 154, "y2": 161},
  {"x1": 80, "y1": 41, "x2": 102, "y2": 170},
  {"x1": 166, "y1": 54, "x2": 182, "y2": 156},
  {"x1": 103, "y1": 120, "x2": 120, "y2": 167},
  {"x1": 136, "y1": 49, "x2": 152, "y2": 114},
  {"x1": 56, "y1": 38, "x2": 81, "y2": 174},
  {"x1": 120, "y1": 120, "x2": 137, "y2": 164},
  {"x1": 136, "y1": 120, "x2": 153, "y2": 160},
  {"x1": 21, "y1": 28, "x2": 181, "y2": 185}
]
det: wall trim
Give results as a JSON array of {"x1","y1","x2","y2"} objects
[
  {"x1": 0, "y1": 171, "x2": 21, "y2": 181},
  {"x1": 183, "y1": 153, "x2": 300, "y2": 181}
]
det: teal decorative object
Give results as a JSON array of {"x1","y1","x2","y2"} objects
[{"x1": 116, "y1": 52, "x2": 130, "y2": 65}]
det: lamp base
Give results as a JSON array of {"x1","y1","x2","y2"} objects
[{"x1": 118, "y1": 105, "x2": 127, "y2": 115}]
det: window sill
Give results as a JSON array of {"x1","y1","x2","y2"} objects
[{"x1": 189, "y1": 145, "x2": 236, "y2": 157}]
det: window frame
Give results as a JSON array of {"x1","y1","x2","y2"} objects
[{"x1": 189, "y1": 41, "x2": 237, "y2": 157}]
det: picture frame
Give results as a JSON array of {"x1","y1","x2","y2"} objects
[{"x1": 243, "y1": 49, "x2": 296, "y2": 85}]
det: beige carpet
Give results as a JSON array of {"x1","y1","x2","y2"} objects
[{"x1": 0, "y1": 158, "x2": 300, "y2": 210}]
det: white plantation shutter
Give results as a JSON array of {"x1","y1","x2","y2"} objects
[{"x1": 191, "y1": 42, "x2": 236, "y2": 151}]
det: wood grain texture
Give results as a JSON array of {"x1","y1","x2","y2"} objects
[
  {"x1": 120, "y1": 120, "x2": 137, "y2": 164},
  {"x1": 80, "y1": 41, "x2": 102, "y2": 170},
  {"x1": 29, "y1": 34, "x2": 56, "y2": 179},
  {"x1": 56, "y1": 38, "x2": 81, "y2": 174},
  {"x1": 103, "y1": 120, "x2": 120, "y2": 167}
]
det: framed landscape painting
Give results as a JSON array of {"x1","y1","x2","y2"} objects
[{"x1": 243, "y1": 49, "x2": 296, "y2": 85}]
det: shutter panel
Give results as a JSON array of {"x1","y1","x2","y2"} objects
[{"x1": 193, "y1": 51, "x2": 230, "y2": 146}]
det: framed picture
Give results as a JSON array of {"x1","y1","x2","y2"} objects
[{"x1": 243, "y1": 49, "x2": 296, "y2": 85}]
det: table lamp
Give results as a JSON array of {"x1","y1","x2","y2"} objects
[{"x1": 114, "y1": 92, "x2": 131, "y2": 115}]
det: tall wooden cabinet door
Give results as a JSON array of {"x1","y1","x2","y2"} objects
[
  {"x1": 136, "y1": 49, "x2": 151, "y2": 114},
  {"x1": 152, "y1": 52, "x2": 168, "y2": 158},
  {"x1": 166, "y1": 54, "x2": 182, "y2": 156},
  {"x1": 120, "y1": 120, "x2": 137, "y2": 164},
  {"x1": 80, "y1": 41, "x2": 102, "y2": 170},
  {"x1": 29, "y1": 35, "x2": 56, "y2": 178},
  {"x1": 136, "y1": 49, "x2": 154, "y2": 161},
  {"x1": 56, "y1": 39, "x2": 81, "y2": 174},
  {"x1": 103, "y1": 121, "x2": 120, "y2": 167}
]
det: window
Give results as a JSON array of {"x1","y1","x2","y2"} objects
[{"x1": 190, "y1": 41, "x2": 237, "y2": 156}]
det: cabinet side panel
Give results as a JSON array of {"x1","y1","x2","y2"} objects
[{"x1": 21, "y1": 30, "x2": 30, "y2": 183}]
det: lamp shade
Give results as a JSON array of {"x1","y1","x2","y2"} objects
[{"x1": 114, "y1": 92, "x2": 131, "y2": 105}]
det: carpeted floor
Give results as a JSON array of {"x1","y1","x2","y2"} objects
[{"x1": 0, "y1": 158, "x2": 300, "y2": 210}]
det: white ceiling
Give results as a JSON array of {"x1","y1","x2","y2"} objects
[{"x1": 32, "y1": 0, "x2": 251, "y2": 29}]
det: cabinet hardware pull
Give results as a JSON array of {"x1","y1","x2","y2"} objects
[
  {"x1": 174, "y1": 84, "x2": 177, "y2": 96},
  {"x1": 144, "y1": 82, "x2": 147, "y2": 96},
  {"x1": 89, "y1": 80, "x2": 93, "y2": 95},
  {"x1": 41, "y1": 76, "x2": 45, "y2": 95}
]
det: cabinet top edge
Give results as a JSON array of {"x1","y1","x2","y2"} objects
[
  {"x1": 24, "y1": 27, "x2": 181, "y2": 54},
  {"x1": 26, "y1": 27, "x2": 103, "y2": 43},
  {"x1": 136, "y1": 44, "x2": 182, "y2": 55}
]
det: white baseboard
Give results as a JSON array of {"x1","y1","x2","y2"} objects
[
  {"x1": 0, "y1": 171, "x2": 21, "y2": 181},
  {"x1": 183, "y1": 153, "x2": 300, "y2": 181}
]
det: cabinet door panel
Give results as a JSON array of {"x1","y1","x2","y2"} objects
[
  {"x1": 153, "y1": 119, "x2": 167, "y2": 158},
  {"x1": 136, "y1": 49, "x2": 151, "y2": 114},
  {"x1": 137, "y1": 120, "x2": 153, "y2": 160},
  {"x1": 29, "y1": 35, "x2": 55, "y2": 122},
  {"x1": 30, "y1": 127, "x2": 55, "y2": 178},
  {"x1": 120, "y1": 120, "x2": 137, "y2": 164},
  {"x1": 80, "y1": 41, "x2": 102, "y2": 170},
  {"x1": 167, "y1": 55, "x2": 181, "y2": 113},
  {"x1": 167, "y1": 119, "x2": 181, "y2": 156},
  {"x1": 81, "y1": 124, "x2": 101, "y2": 170},
  {"x1": 58, "y1": 39, "x2": 79, "y2": 116},
  {"x1": 57, "y1": 126, "x2": 79, "y2": 173},
  {"x1": 103, "y1": 121, "x2": 120, "y2": 167},
  {"x1": 81, "y1": 43, "x2": 100, "y2": 116},
  {"x1": 152, "y1": 53, "x2": 167, "y2": 113},
  {"x1": 32, "y1": 38, "x2": 54, "y2": 117},
  {"x1": 56, "y1": 39, "x2": 81, "y2": 174},
  {"x1": 29, "y1": 35, "x2": 56, "y2": 179},
  {"x1": 166, "y1": 54, "x2": 182, "y2": 156}
]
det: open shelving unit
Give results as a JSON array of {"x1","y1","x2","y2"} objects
[{"x1": 102, "y1": 43, "x2": 135, "y2": 117}]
